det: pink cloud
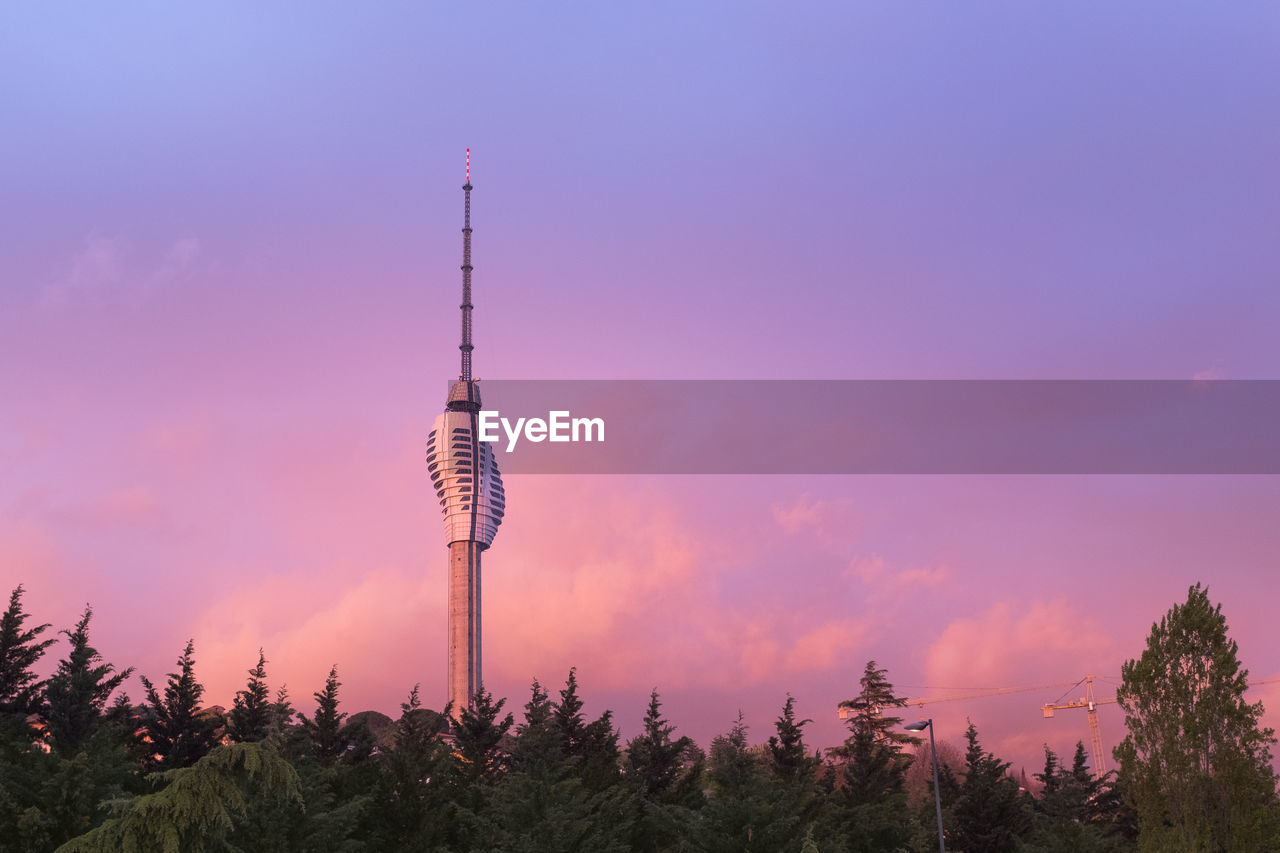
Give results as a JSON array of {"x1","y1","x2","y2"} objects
[
  {"x1": 926, "y1": 599, "x2": 1114, "y2": 688},
  {"x1": 785, "y1": 620, "x2": 869, "y2": 672},
  {"x1": 771, "y1": 495, "x2": 854, "y2": 537}
]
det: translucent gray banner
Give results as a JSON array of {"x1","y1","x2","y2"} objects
[{"x1": 443, "y1": 380, "x2": 1280, "y2": 474}]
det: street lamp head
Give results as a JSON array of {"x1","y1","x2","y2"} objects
[{"x1": 904, "y1": 720, "x2": 931, "y2": 732}]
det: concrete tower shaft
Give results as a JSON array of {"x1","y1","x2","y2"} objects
[{"x1": 428, "y1": 151, "x2": 504, "y2": 718}]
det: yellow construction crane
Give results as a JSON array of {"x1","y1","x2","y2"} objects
[
  {"x1": 1040, "y1": 675, "x2": 1115, "y2": 779},
  {"x1": 837, "y1": 681, "x2": 1078, "y2": 720},
  {"x1": 1041, "y1": 674, "x2": 1280, "y2": 780}
]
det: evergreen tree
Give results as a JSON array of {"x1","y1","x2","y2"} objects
[
  {"x1": 820, "y1": 661, "x2": 919, "y2": 852},
  {"x1": 44, "y1": 606, "x2": 133, "y2": 754},
  {"x1": 626, "y1": 689, "x2": 698, "y2": 803},
  {"x1": 57, "y1": 742, "x2": 301, "y2": 853},
  {"x1": 837, "y1": 660, "x2": 920, "y2": 752},
  {"x1": 271, "y1": 683, "x2": 296, "y2": 736},
  {"x1": 554, "y1": 667, "x2": 586, "y2": 756},
  {"x1": 1029, "y1": 742, "x2": 1125, "y2": 853},
  {"x1": 953, "y1": 720, "x2": 1028, "y2": 853},
  {"x1": 365, "y1": 684, "x2": 454, "y2": 852},
  {"x1": 625, "y1": 689, "x2": 704, "y2": 853},
  {"x1": 300, "y1": 665, "x2": 349, "y2": 762},
  {"x1": 768, "y1": 693, "x2": 818, "y2": 784},
  {"x1": 486, "y1": 679, "x2": 632, "y2": 853},
  {"x1": 0, "y1": 584, "x2": 56, "y2": 715},
  {"x1": 694, "y1": 713, "x2": 802, "y2": 852},
  {"x1": 515, "y1": 679, "x2": 560, "y2": 767},
  {"x1": 141, "y1": 638, "x2": 221, "y2": 769},
  {"x1": 227, "y1": 648, "x2": 272, "y2": 743},
  {"x1": 454, "y1": 686, "x2": 514, "y2": 784},
  {"x1": 1115, "y1": 583, "x2": 1280, "y2": 852}
]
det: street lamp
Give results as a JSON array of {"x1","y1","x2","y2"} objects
[{"x1": 905, "y1": 719, "x2": 945, "y2": 853}]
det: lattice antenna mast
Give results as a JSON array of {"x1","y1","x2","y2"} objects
[{"x1": 460, "y1": 149, "x2": 474, "y2": 381}]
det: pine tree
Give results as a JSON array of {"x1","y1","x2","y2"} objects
[
  {"x1": 767, "y1": 694, "x2": 817, "y2": 783},
  {"x1": 227, "y1": 648, "x2": 271, "y2": 743},
  {"x1": 300, "y1": 665, "x2": 348, "y2": 762},
  {"x1": 489, "y1": 680, "x2": 631, "y2": 853},
  {"x1": 819, "y1": 661, "x2": 920, "y2": 852},
  {"x1": 1115, "y1": 583, "x2": 1280, "y2": 852},
  {"x1": 454, "y1": 686, "x2": 513, "y2": 784},
  {"x1": 626, "y1": 689, "x2": 697, "y2": 803},
  {"x1": 837, "y1": 660, "x2": 920, "y2": 752},
  {"x1": 44, "y1": 606, "x2": 133, "y2": 754},
  {"x1": 952, "y1": 720, "x2": 1028, "y2": 853},
  {"x1": 366, "y1": 684, "x2": 453, "y2": 852},
  {"x1": 553, "y1": 668, "x2": 586, "y2": 756},
  {"x1": 514, "y1": 679, "x2": 560, "y2": 769},
  {"x1": 141, "y1": 639, "x2": 220, "y2": 769},
  {"x1": 0, "y1": 584, "x2": 57, "y2": 715},
  {"x1": 271, "y1": 683, "x2": 295, "y2": 735},
  {"x1": 693, "y1": 712, "x2": 803, "y2": 852}
]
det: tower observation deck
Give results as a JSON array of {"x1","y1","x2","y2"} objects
[{"x1": 426, "y1": 150, "x2": 506, "y2": 717}]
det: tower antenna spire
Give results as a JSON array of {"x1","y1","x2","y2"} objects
[{"x1": 460, "y1": 148, "x2": 474, "y2": 381}]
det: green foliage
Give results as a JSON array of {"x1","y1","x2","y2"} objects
[
  {"x1": 0, "y1": 584, "x2": 57, "y2": 715},
  {"x1": 768, "y1": 694, "x2": 818, "y2": 784},
  {"x1": 227, "y1": 648, "x2": 272, "y2": 743},
  {"x1": 55, "y1": 742, "x2": 300, "y2": 853},
  {"x1": 141, "y1": 639, "x2": 221, "y2": 769},
  {"x1": 482, "y1": 681, "x2": 632, "y2": 853},
  {"x1": 1115, "y1": 583, "x2": 1280, "y2": 853},
  {"x1": 455, "y1": 686, "x2": 514, "y2": 784},
  {"x1": 1026, "y1": 743, "x2": 1127, "y2": 852},
  {"x1": 692, "y1": 713, "x2": 804, "y2": 853},
  {"x1": 300, "y1": 665, "x2": 356, "y2": 763},
  {"x1": 626, "y1": 689, "x2": 698, "y2": 804},
  {"x1": 44, "y1": 607, "x2": 134, "y2": 755},
  {"x1": 624, "y1": 689, "x2": 704, "y2": 852},
  {"x1": 364, "y1": 684, "x2": 454, "y2": 851},
  {"x1": 820, "y1": 661, "x2": 918, "y2": 853},
  {"x1": 952, "y1": 720, "x2": 1028, "y2": 853}
]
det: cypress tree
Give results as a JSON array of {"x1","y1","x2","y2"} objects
[
  {"x1": 44, "y1": 606, "x2": 133, "y2": 754},
  {"x1": 953, "y1": 720, "x2": 1028, "y2": 853},
  {"x1": 768, "y1": 693, "x2": 817, "y2": 784},
  {"x1": 0, "y1": 584, "x2": 56, "y2": 715},
  {"x1": 300, "y1": 665, "x2": 348, "y2": 762},
  {"x1": 626, "y1": 689, "x2": 696, "y2": 803},
  {"x1": 141, "y1": 639, "x2": 220, "y2": 769},
  {"x1": 227, "y1": 648, "x2": 271, "y2": 743},
  {"x1": 454, "y1": 686, "x2": 513, "y2": 784}
]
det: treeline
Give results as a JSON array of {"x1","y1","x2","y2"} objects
[{"x1": 0, "y1": 583, "x2": 1277, "y2": 852}]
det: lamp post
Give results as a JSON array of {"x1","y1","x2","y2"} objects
[{"x1": 905, "y1": 718, "x2": 945, "y2": 853}]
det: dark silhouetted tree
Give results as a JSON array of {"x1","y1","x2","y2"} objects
[
  {"x1": 768, "y1": 693, "x2": 818, "y2": 784},
  {"x1": 454, "y1": 686, "x2": 513, "y2": 785},
  {"x1": 300, "y1": 665, "x2": 348, "y2": 762},
  {"x1": 0, "y1": 584, "x2": 56, "y2": 715},
  {"x1": 822, "y1": 661, "x2": 919, "y2": 852},
  {"x1": 44, "y1": 606, "x2": 133, "y2": 754},
  {"x1": 627, "y1": 689, "x2": 698, "y2": 803},
  {"x1": 953, "y1": 720, "x2": 1028, "y2": 853},
  {"x1": 227, "y1": 648, "x2": 271, "y2": 743},
  {"x1": 141, "y1": 639, "x2": 220, "y2": 769}
]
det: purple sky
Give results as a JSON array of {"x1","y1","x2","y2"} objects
[{"x1": 3, "y1": 3, "x2": 1279, "y2": 773}]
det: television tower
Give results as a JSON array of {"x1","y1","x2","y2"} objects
[{"x1": 427, "y1": 150, "x2": 506, "y2": 718}]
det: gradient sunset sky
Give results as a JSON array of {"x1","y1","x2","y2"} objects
[{"x1": 3, "y1": 3, "x2": 1279, "y2": 774}]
